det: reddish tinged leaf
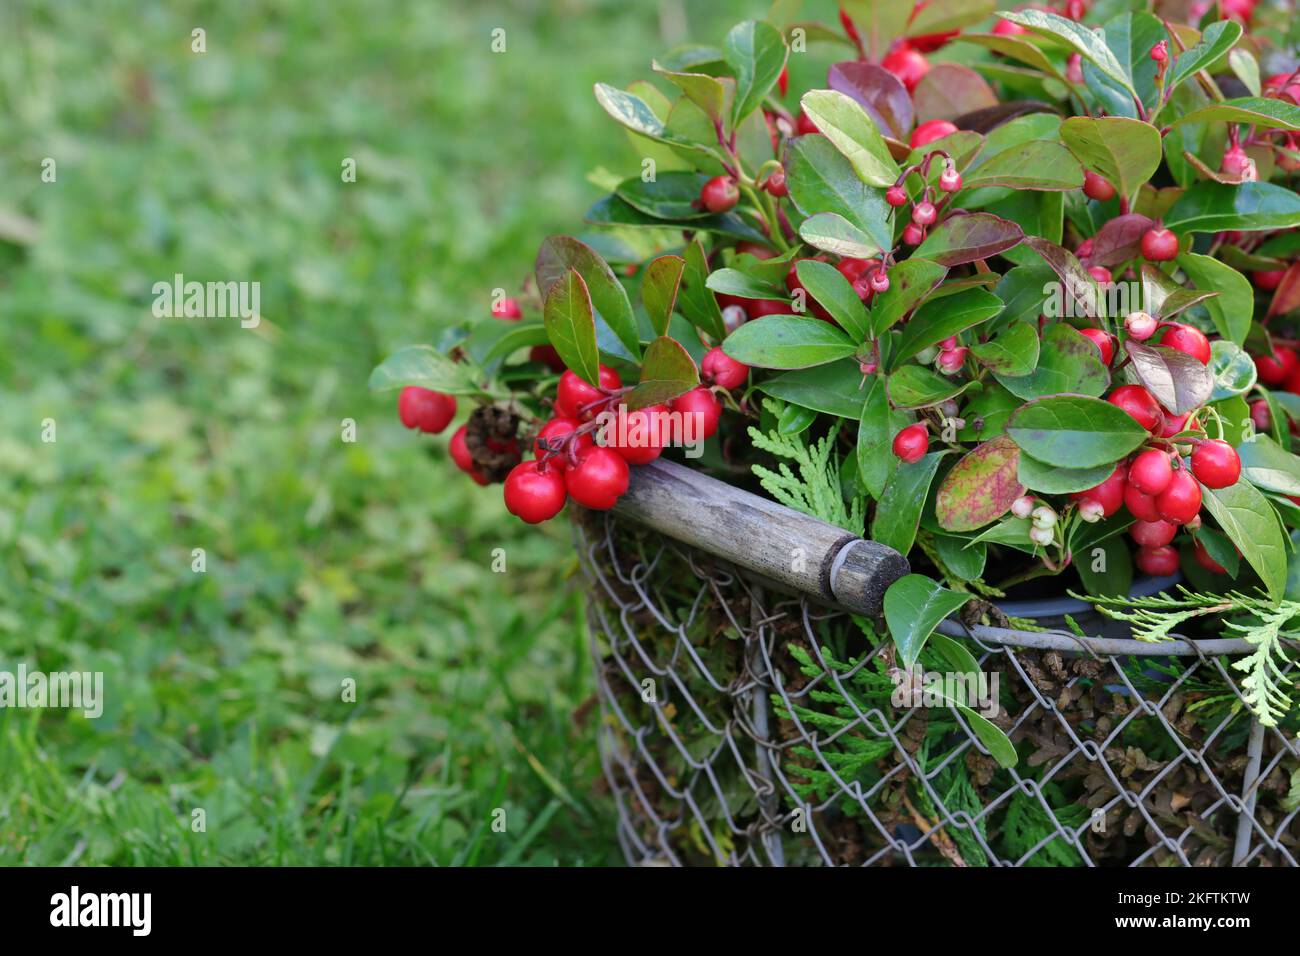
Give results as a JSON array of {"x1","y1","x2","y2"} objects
[
  {"x1": 913, "y1": 63, "x2": 998, "y2": 124},
  {"x1": 1125, "y1": 342, "x2": 1213, "y2": 415},
  {"x1": 1023, "y1": 236, "x2": 1102, "y2": 319},
  {"x1": 827, "y1": 61, "x2": 913, "y2": 140},
  {"x1": 913, "y1": 213, "x2": 1024, "y2": 267},
  {"x1": 1267, "y1": 262, "x2": 1300, "y2": 319},
  {"x1": 936, "y1": 435, "x2": 1025, "y2": 532},
  {"x1": 1087, "y1": 213, "x2": 1155, "y2": 268}
]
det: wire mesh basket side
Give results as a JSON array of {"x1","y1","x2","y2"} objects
[{"x1": 576, "y1": 510, "x2": 1300, "y2": 867}]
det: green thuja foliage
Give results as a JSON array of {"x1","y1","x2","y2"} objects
[
  {"x1": 999, "y1": 784, "x2": 1088, "y2": 867},
  {"x1": 747, "y1": 399, "x2": 864, "y2": 532}
]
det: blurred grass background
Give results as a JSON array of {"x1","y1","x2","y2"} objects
[{"x1": 0, "y1": 0, "x2": 756, "y2": 865}]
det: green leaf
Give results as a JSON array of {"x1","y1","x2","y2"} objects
[
  {"x1": 926, "y1": 633, "x2": 1019, "y2": 769},
  {"x1": 1239, "y1": 435, "x2": 1300, "y2": 496},
  {"x1": 1000, "y1": 8, "x2": 1133, "y2": 94},
  {"x1": 1200, "y1": 480, "x2": 1288, "y2": 603},
  {"x1": 887, "y1": 365, "x2": 972, "y2": 408},
  {"x1": 873, "y1": 456, "x2": 945, "y2": 561},
  {"x1": 641, "y1": 255, "x2": 685, "y2": 337},
  {"x1": 891, "y1": 288, "x2": 1003, "y2": 369},
  {"x1": 1005, "y1": 394, "x2": 1147, "y2": 468},
  {"x1": 913, "y1": 212, "x2": 1024, "y2": 267},
  {"x1": 1209, "y1": 339, "x2": 1258, "y2": 401},
  {"x1": 542, "y1": 268, "x2": 601, "y2": 385},
  {"x1": 1170, "y1": 96, "x2": 1300, "y2": 133},
  {"x1": 705, "y1": 268, "x2": 783, "y2": 300},
  {"x1": 995, "y1": 323, "x2": 1109, "y2": 400},
  {"x1": 970, "y1": 320, "x2": 1039, "y2": 375},
  {"x1": 368, "y1": 345, "x2": 478, "y2": 395},
  {"x1": 1167, "y1": 20, "x2": 1243, "y2": 92},
  {"x1": 1165, "y1": 181, "x2": 1300, "y2": 234},
  {"x1": 1059, "y1": 116, "x2": 1162, "y2": 207},
  {"x1": 1228, "y1": 48, "x2": 1260, "y2": 97},
  {"x1": 800, "y1": 89, "x2": 899, "y2": 188},
  {"x1": 1082, "y1": 11, "x2": 1165, "y2": 118},
  {"x1": 936, "y1": 435, "x2": 1025, "y2": 532},
  {"x1": 593, "y1": 83, "x2": 712, "y2": 157},
  {"x1": 961, "y1": 140, "x2": 1083, "y2": 191},
  {"x1": 1017, "y1": 455, "x2": 1115, "y2": 494},
  {"x1": 954, "y1": 32, "x2": 1065, "y2": 81},
  {"x1": 652, "y1": 62, "x2": 730, "y2": 125},
  {"x1": 870, "y1": 258, "x2": 948, "y2": 335},
  {"x1": 759, "y1": 359, "x2": 870, "y2": 419},
  {"x1": 584, "y1": 194, "x2": 767, "y2": 244},
  {"x1": 1077, "y1": 536, "x2": 1133, "y2": 597},
  {"x1": 796, "y1": 260, "x2": 871, "y2": 342},
  {"x1": 884, "y1": 573, "x2": 971, "y2": 670},
  {"x1": 1124, "y1": 342, "x2": 1213, "y2": 416},
  {"x1": 723, "y1": 20, "x2": 788, "y2": 127},
  {"x1": 625, "y1": 336, "x2": 700, "y2": 409},
  {"x1": 676, "y1": 238, "x2": 726, "y2": 341},
  {"x1": 856, "y1": 375, "x2": 900, "y2": 498},
  {"x1": 615, "y1": 172, "x2": 712, "y2": 220},
  {"x1": 798, "y1": 212, "x2": 887, "y2": 259},
  {"x1": 722, "y1": 315, "x2": 857, "y2": 370},
  {"x1": 535, "y1": 236, "x2": 641, "y2": 360},
  {"x1": 934, "y1": 534, "x2": 986, "y2": 580},
  {"x1": 907, "y1": 0, "x2": 995, "y2": 36},
  {"x1": 1181, "y1": 252, "x2": 1261, "y2": 341},
  {"x1": 785, "y1": 134, "x2": 893, "y2": 249}
]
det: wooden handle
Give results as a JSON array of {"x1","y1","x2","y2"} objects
[{"x1": 607, "y1": 458, "x2": 909, "y2": 616}]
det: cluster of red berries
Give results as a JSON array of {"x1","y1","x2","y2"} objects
[
  {"x1": 885, "y1": 148, "x2": 961, "y2": 247},
  {"x1": 1079, "y1": 169, "x2": 1180, "y2": 261}
]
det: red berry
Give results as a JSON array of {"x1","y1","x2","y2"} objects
[
  {"x1": 1131, "y1": 519, "x2": 1177, "y2": 548},
  {"x1": 700, "y1": 175, "x2": 739, "y2": 213},
  {"x1": 607, "y1": 404, "x2": 669, "y2": 466},
  {"x1": 992, "y1": 18, "x2": 1028, "y2": 36},
  {"x1": 909, "y1": 119, "x2": 957, "y2": 149},
  {"x1": 492, "y1": 297, "x2": 523, "y2": 320},
  {"x1": 1087, "y1": 265, "x2": 1113, "y2": 284},
  {"x1": 1125, "y1": 482, "x2": 1163, "y2": 522},
  {"x1": 1071, "y1": 463, "x2": 1127, "y2": 517},
  {"x1": 1108, "y1": 384, "x2": 1163, "y2": 433},
  {"x1": 702, "y1": 347, "x2": 749, "y2": 390},
  {"x1": 939, "y1": 166, "x2": 962, "y2": 192},
  {"x1": 1254, "y1": 269, "x2": 1287, "y2": 291},
  {"x1": 796, "y1": 111, "x2": 819, "y2": 135},
  {"x1": 882, "y1": 44, "x2": 930, "y2": 92},
  {"x1": 670, "y1": 386, "x2": 722, "y2": 440},
  {"x1": 1221, "y1": 145, "x2": 1254, "y2": 179},
  {"x1": 1129, "y1": 448, "x2": 1174, "y2": 496},
  {"x1": 1075, "y1": 238, "x2": 1094, "y2": 258},
  {"x1": 1250, "y1": 399, "x2": 1272, "y2": 432},
  {"x1": 555, "y1": 366, "x2": 622, "y2": 420},
  {"x1": 1190, "y1": 439, "x2": 1241, "y2": 489},
  {"x1": 564, "y1": 446, "x2": 630, "y2": 510},
  {"x1": 1160, "y1": 411, "x2": 1194, "y2": 439},
  {"x1": 530, "y1": 344, "x2": 567, "y2": 372},
  {"x1": 503, "y1": 460, "x2": 567, "y2": 524},
  {"x1": 936, "y1": 347, "x2": 967, "y2": 374},
  {"x1": 1124, "y1": 310, "x2": 1158, "y2": 341},
  {"x1": 747, "y1": 298, "x2": 789, "y2": 318},
  {"x1": 777, "y1": 65, "x2": 789, "y2": 98},
  {"x1": 398, "y1": 387, "x2": 457, "y2": 434},
  {"x1": 836, "y1": 257, "x2": 874, "y2": 281},
  {"x1": 450, "y1": 425, "x2": 490, "y2": 485},
  {"x1": 1150, "y1": 40, "x2": 1169, "y2": 64},
  {"x1": 1254, "y1": 345, "x2": 1297, "y2": 385},
  {"x1": 1082, "y1": 171, "x2": 1116, "y2": 201},
  {"x1": 886, "y1": 185, "x2": 909, "y2": 207},
  {"x1": 1079, "y1": 327, "x2": 1114, "y2": 365},
  {"x1": 912, "y1": 200, "x2": 937, "y2": 226},
  {"x1": 892, "y1": 423, "x2": 929, "y2": 463},
  {"x1": 1141, "y1": 227, "x2": 1179, "y2": 262},
  {"x1": 764, "y1": 166, "x2": 788, "y2": 198},
  {"x1": 1135, "y1": 545, "x2": 1180, "y2": 577},
  {"x1": 534, "y1": 416, "x2": 591, "y2": 470},
  {"x1": 1157, "y1": 322, "x2": 1212, "y2": 365},
  {"x1": 1193, "y1": 539, "x2": 1227, "y2": 574},
  {"x1": 1286, "y1": 366, "x2": 1300, "y2": 396},
  {"x1": 1155, "y1": 469, "x2": 1202, "y2": 525},
  {"x1": 869, "y1": 268, "x2": 890, "y2": 294},
  {"x1": 903, "y1": 223, "x2": 926, "y2": 245}
]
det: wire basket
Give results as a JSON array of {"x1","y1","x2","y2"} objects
[{"x1": 574, "y1": 461, "x2": 1300, "y2": 867}]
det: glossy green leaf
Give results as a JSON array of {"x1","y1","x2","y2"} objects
[
  {"x1": 1209, "y1": 339, "x2": 1258, "y2": 401},
  {"x1": 1005, "y1": 394, "x2": 1147, "y2": 467},
  {"x1": 615, "y1": 172, "x2": 712, "y2": 220},
  {"x1": 887, "y1": 365, "x2": 972, "y2": 408},
  {"x1": 891, "y1": 288, "x2": 1003, "y2": 368},
  {"x1": 1017, "y1": 455, "x2": 1115, "y2": 494},
  {"x1": 934, "y1": 535, "x2": 986, "y2": 580},
  {"x1": 652, "y1": 62, "x2": 730, "y2": 124},
  {"x1": 722, "y1": 315, "x2": 857, "y2": 369},
  {"x1": 884, "y1": 573, "x2": 971, "y2": 670},
  {"x1": 1201, "y1": 479, "x2": 1288, "y2": 603},
  {"x1": 759, "y1": 359, "x2": 870, "y2": 419},
  {"x1": 784, "y1": 134, "x2": 893, "y2": 249},
  {"x1": 535, "y1": 235, "x2": 640, "y2": 360},
  {"x1": 1167, "y1": 20, "x2": 1243, "y2": 92},
  {"x1": 724, "y1": 20, "x2": 788, "y2": 127},
  {"x1": 705, "y1": 268, "x2": 783, "y2": 300},
  {"x1": 796, "y1": 259, "x2": 871, "y2": 342},
  {"x1": 870, "y1": 258, "x2": 948, "y2": 335},
  {"x1": 799, "y1": 212, "x2": 887, "y2": 259},
  {"x1": 593, "y1": 83, "x2": 712, "y2": 157},
  {"x1": 625, "y1": 336, "x2": 700, "y2": 409},
  {"x1": 1060, "y1": 116, "x2": 1162, "y2": 207},
  {"x1": 970, "y1": 320, "x2": 1039, "y2": 375},
  {"x1": 936, "y1": 435, "x2": 1025, "y2": 532},
  {"x1": 961, "y1": 140, "x2": 1083, "y2": 191},
  {"x1": 1165, "y1": 181, "x2": 1300, "y2": 234},
  {"x1": 675, "y1": 238, "x2": 726, "y2": 341},
  {"x1": 1170, "y1": 96, "x2": 1300, "y2": 133},
  {"x1": 1000, "y1": 9, "x2": 1133, "y2": 94},
  {"x1": 542, "y1": 268, "x2": 601, "y2": 385},
  {"x1": 873, "y1": 456, "x2": 945, "y2": 561},
  {"x1": 641, "y1": 255, "x2": 685, "y2": 337},
  {"x1": 368, "y1": 345, "x2": 478, "y2": 395},
  {"x1": 856, "y1": 375, "x2": 901, "y2": 498},
  {"x1": 1077, "y1": 536, "x2": 1133, "y2": 597},
  {"x1": 800, "y1": 89, "x2": 900, "y2": 188},
  {"x1": 1238, "y1": 435, "x2": 1300, "y2": 496},
  {"x1": 995, "y1": 323, "x2": 1109, "y2": 400},
  {"x1": 584, "y1": 194, "x2": 768, "y2": 244}
]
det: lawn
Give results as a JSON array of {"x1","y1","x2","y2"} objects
[{"x1": 0, "y1": 0, "x2": 748, "y2": 865}]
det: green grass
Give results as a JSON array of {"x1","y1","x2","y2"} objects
[{"x1": 0, "y1": 0, "x2": 751, "y2": 865}]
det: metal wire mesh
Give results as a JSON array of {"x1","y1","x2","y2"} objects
[{"x1": 575, "y1": 510, "x2": 1300, "y2": 867}]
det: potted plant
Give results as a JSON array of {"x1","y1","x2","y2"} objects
[{"x1": 373, "y1": 1, "x2": 1300, "y2": 865}]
